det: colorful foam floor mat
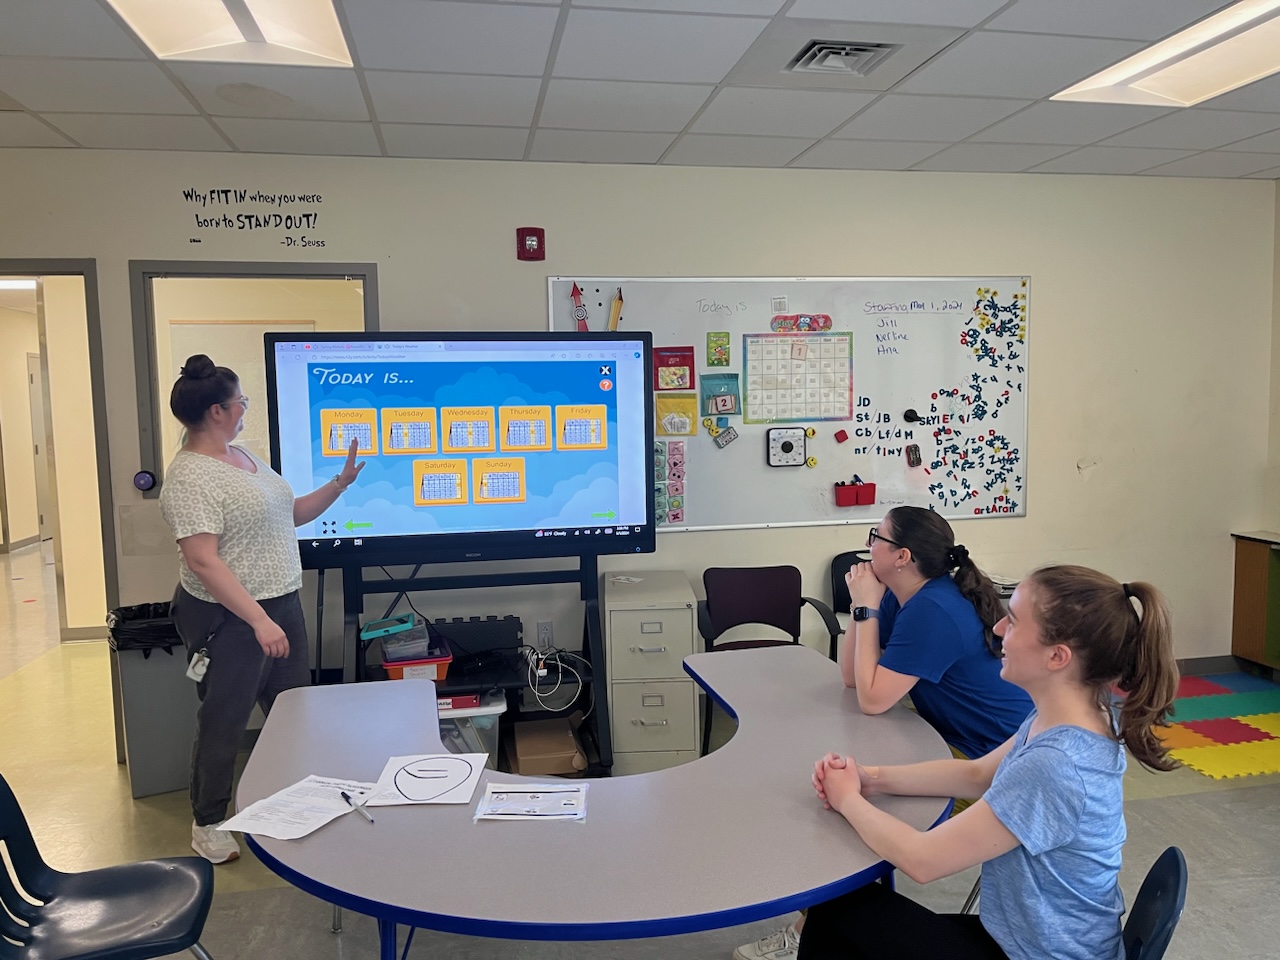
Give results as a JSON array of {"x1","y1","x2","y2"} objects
[{"x1": 1157, "y1": 672, "x2": 1280, "y2": 778}]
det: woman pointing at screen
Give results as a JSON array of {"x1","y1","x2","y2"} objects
[{"x1": 160, "y1": 354, "x2": 364, "y2": 864}]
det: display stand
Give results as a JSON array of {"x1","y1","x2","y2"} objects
[{"x1": 338, "y1": 555, "x2": 612, "y2": 773}]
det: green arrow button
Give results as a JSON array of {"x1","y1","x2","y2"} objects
[
  {"x1": 345, "y1": 520, "x2": 373, "y2": 532},
  {"x1": 590, "y1": 510, "x2": 617, "y2": 520}
]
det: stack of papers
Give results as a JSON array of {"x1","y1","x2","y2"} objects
[{"x1": 224, "y1": 753, "x2": 488, "y2": 840}]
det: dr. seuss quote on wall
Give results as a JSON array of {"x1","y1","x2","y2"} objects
[{"x1": 181, "y1": 186, "x2": 327, "y2": 248}]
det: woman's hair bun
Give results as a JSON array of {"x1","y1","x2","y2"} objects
[{"x1": 179, "y1": 354, "x2": 216, "y2": 380}]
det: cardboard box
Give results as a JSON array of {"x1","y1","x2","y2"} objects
[{"x1": 512, "y1": 711, "x2": 587, "y2": 776}]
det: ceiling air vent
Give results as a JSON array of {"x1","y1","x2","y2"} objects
[{"x1": 787, "y1": 40, "x2": 900, "y2": 77}]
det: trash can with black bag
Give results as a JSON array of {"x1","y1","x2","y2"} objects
[{"x1": 107, "y1": 601, "x2": 200, "y2": 798}]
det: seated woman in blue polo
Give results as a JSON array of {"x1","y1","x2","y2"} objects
[
  {"x1": 731, "y1": 507, "x2": 1034, "y2": 960},
  {"x1": 841, "y1": 505, "x2": 1031, "y2": 759}
]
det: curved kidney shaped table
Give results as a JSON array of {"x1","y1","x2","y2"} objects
[{"x1": 237, "y1": 644, "x2": 951, "y2": 960}]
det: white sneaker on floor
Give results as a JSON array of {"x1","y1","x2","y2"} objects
[
  {"x1": 191, "y1": 821, "x2": 240, "y2": 864},
  {"x1": 733, "y1": 922, "x2": 801, "y2": 960}
]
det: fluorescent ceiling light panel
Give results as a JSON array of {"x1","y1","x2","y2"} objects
[
  {"x1": 0, "y1": 280, "x2": 37, "y2": 290},
  {"x1": 106, "y1": 0, "x2": 352, "y2": 67},
  {"x1": 1053, "y1": 0, "x2": 1280, "y2": 107}
]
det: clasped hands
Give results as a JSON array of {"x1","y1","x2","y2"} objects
[
  {"x1": 812, "y1": 752, "x2": 878, "y2": 812},
  {"x1": 845, "y1": 562, "x2": 887, "y2": 608}
]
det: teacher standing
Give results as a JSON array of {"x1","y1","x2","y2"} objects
[{"x1": 160, "y1": 353, "x2": 363, "y2": 864}]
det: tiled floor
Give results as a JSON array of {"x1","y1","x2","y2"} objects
[{"x1": 3, "y1": 546, "x2": 1278, "y2": 959}]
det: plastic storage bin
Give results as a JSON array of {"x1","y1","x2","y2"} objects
[
  {"x1": 439, "y1": 692, "x2": 506, "y2": 770},
  {"x1": 383, "y1": 638, "x2": 452, "y2": 680}
]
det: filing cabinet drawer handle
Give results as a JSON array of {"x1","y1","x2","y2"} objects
[
  {"x1": 631, "y1": 645, "x2": 668, "y2": 654},
  {"x1": 633, "y1": 718, "x2": 669, "y2": 726}
]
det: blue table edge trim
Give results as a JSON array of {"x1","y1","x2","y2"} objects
[
  {"x1": 241, "y1": 652, "x2": 955, "y2": 942},
  {"x1": 245, "y1": 834, "x2": 895, "y2": 940}
]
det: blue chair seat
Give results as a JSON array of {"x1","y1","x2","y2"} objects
[{"x1": 1, "y1": 773, "x2": 215, "y2": 960}]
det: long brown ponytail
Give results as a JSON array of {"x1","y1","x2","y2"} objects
[{"x1": 1025, "y1": 565, "x2": 1179, "y2": 771}]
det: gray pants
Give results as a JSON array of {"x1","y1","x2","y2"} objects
[{"x1": 171, "y1": 585, "x2": 311, "y2": 826}]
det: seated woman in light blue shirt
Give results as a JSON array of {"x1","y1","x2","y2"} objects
[{"x1": 802, "y1": 564, "x2": 1180, "y2": 960}]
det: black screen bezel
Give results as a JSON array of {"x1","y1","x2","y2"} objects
[{"x1": 264, "y1": 330, "x2": 656, "y2": 568}]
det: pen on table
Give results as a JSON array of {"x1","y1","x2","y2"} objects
[{"x1": 341, "y1": 791, "x2": 375, "y2": 824}]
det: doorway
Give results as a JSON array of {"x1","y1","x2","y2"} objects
[{"x1": 0, "y1": 262, "x2": 113, "y2": 647}]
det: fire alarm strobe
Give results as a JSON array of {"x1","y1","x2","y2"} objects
[
  {"x1": 766, "y1": 427, "x2": 808, "y2": 467},
  {"x1": 516, "y1": 227, "x2": 545, "y2": 261}
]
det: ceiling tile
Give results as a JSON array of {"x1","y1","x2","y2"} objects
[
  {"x1": 577, "y1": 0, "x2": 785, "y2": 12},
  {"x1": 553, "y1": 9, "x2": 770, "y2": 83},
  {"x1": 662, "y1": 134, "x2": 814, "y2": 167},
  {"x1": 786, "y1": 0, "x2": 1007, "y2": 28},
  {"x1": 381, "y1": 124, "x2": 528, "y2": 160},
  {"x1": 1198, "y1": 73, "x2": 1280, "y2": 113},
  {"x1": 1102, "y1": 109, "x2": 1280, "y2": 149},
  {"x1": 691, "y1": 88, "x2": 875, "y2": 138},
  {"x1": 1221, "y1": 128, "x2": 1280, "y2": 153},
  {"x1": 985, "y1": 0, "x2": 1233, "y2": 41},
  {"x1": 0, "y1": 112, "x2": 74, "y2": 148},
  {"x1": 1028, "y1": 146, "x2": 1198, "y2": 175},
  {"x1": 539, "y1": 79, "x2": 713, "y2": 132},
  {"x1": 0, "y1": 90, "x2": 23, "y2": 110},
  {"x1": 217, "y1": 118, "x2": 382, "y2": 156},
  {"x1": 366, "y1": 72, "x2": 542, "y2": 126},
  {"x1": 1139, "y1": 151, "x2": 1280, "y2": 178},
  {"x1": 970, "y1": 102, "x2": 1172, "y2": 145},
  {"x1": 896, "y1": 32, "x2": 1143, "y2": 99},
  {"x1": 913, "y1": 142, "x2": 1075, "y2": 172},
  {"x1": 168, "y1": 64, "x2": 370, "y2": 121},
  {"x1": 529, "y1": 129, "x2": 675, "y2": 163},
  {"x1": 789, "y1": 139, "x2": 947, "y2": 170},
  {"x1": 833, "y1": 95, "x2": 1027, "y2": 142},
  {"x1": 0, "y1": 0, "x2": 147, "y2": 59},
  {"x1": 42, "y1": 113, "x2": 230, "y2": 151},
  {"x1": 343, "y1": 0, "x2": 559, "y2": 74},
  {"x1": 1243, "y1": 165, "x2": 1280, "y2": 179},
  {"x1": 0, "y1": 59, "x2": 196, "y2": 114}
]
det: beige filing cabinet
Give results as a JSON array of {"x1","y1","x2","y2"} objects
[{"x1": 603, "y1": 571, "x2": 699, "y2": 776}]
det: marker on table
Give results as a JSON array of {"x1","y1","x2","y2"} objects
[{"x1": 341, "y1": 790, "x2": 375, "y2": 824}]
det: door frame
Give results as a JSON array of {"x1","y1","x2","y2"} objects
[
  {"x1": 0, "y1": 260, "x2": 115, "y2": 614},
  {"x1": 129, "y1": 260, "x2": 380, "y2": 497}
]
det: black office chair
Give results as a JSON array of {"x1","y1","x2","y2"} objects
[
  {"x1": 0, "y1": 773, "x2": 216, "y2": 960},
  {"x1": 959, "y1": 846, "x2": 1186, "y2": 960},
  {"x1": 698, "y1": 565, "x2": 840, "y2": 755}
]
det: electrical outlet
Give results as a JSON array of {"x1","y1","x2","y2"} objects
[{"x1": 536, "y1": 621, "x2": 553, "y2": 650}]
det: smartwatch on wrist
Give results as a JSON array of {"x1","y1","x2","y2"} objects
[{"x1": 852, "y1": 606, "x2": 880, "y2": 622}]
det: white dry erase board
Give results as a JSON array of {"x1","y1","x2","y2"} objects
[{"x1": 548, "y1": 278, "x2": 1028, "y2": 532}]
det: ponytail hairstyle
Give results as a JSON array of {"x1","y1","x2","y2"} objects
[
  {"x1": 169, "y1": 354, "x2": 239, "y2": 429},
  {"x1": 884, "y1": 505, "x2": 1005, "y2": 654},
  {"x1": 1024, "y1": 565, "x2": 1179, "y2": 772}
]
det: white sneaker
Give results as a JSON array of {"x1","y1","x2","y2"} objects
[
  {"x1": 191, "y1": 821, "x2": 240, "y2": 864},
  {"x1": 733, "y1": 922, "x2": 801, "y2": 960}
]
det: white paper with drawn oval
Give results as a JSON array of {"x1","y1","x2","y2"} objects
[{"x1": 366, "y1": 754, "x2": 486, "y2": 805}]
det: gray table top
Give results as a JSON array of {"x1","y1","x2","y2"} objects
[{"x1": 236, "y1": 644, "x2": 951, "y2": 940}]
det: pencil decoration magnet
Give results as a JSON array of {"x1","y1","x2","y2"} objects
[
  {"x1": 570, "y1": 282, "x2": 589, "y2": 331},
  {"x1": 607, "y1": 287, "x2": 623, "y2": 331}
]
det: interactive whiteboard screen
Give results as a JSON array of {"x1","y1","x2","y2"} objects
[{"x1": 265, "y1": 331, "x2": 655, "y2": 567}]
